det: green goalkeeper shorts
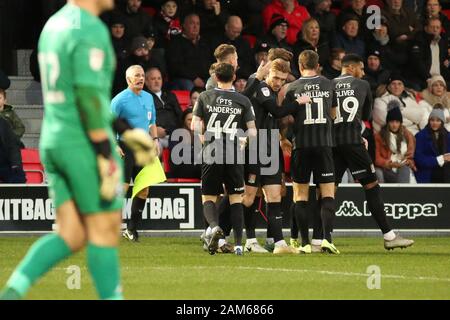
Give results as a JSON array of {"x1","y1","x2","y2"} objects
[{"x1": 40, "y1": 143, "x2": 124, "y2": 214}]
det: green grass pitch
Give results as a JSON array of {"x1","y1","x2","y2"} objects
[{"x1": 0, "y1": 237, "x2": 449, "y2": 300}]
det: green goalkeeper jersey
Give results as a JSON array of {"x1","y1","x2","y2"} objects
[{"x1": 38, "y1": 3, "x2": 116, "y2": 149}]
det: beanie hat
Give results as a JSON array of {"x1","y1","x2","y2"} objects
[
  {"x1": 269, "y1": 14, "x2": 289, "y2": 32},
  {"x1": 387, "y1": 72, "x2": 405, "y2": 85},
  {"x1": 130, "y1": 36, "x2": 148, "y2": 52},
  {"x1": 386, "y1": 100, "x2": 403, "y2": 123},
  {"x1": 429, "y1": 105, "x2": 446, "y2": 123},
  {"x1": 427, "y1": 74, "x2": 447, "y2": 90}
]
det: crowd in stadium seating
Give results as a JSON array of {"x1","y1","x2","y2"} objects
[{"x1": 1, "y1": 0, "x2": 450, "y2": 184}]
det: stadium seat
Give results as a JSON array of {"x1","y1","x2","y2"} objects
[
  {"x1": 20, "y1": 148, "x2": 45, "y2": 184},
  {"x1": 444, "y1": 10, "x2": 450, "y2": 20},
  {"x1": 330, "y1": 8, "x2": 341, "y2": 16},
  {"x1": 162, "y1": 148, "x2": 171, "y2": 173},
  {"x1": 283, "y1": 152, "x2": 291, "y2": 174},
  {"x1": 167, "y1": 178, "x2": 201, "y2": 183},
  {"x1": 141, "y1": 6, "x2": 156, "y2": 17},
  {"x1": 242, "y1": 34, "x2": 257, "y2": 48},
  {"x1": 172, "y1": 90, "x2": 191, "y2": 111},
  {"x1": 341, "y1": 0, "x2": 384, "y2": 7}
]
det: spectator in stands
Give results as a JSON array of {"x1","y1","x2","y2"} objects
[
  {"x1": 374, "y1": 101, "x2": 417, "y2": 183},
  {"x1": 421, "y1": 0, "x2": 450, "y2": 42},
  {"x1": 120, "y1": 0, "x2": 154, "y2": 40},
  {"x1": 418, "y1": 74, "x2": 450, "y2": 130},
  {"x1": 243, "y1": 0, "x2": 272, "y2": 36},
  {"x1": 321, "y1": 48, "x2": 346, "y2": 79},
  {"x1": 210, "y1": 16, "x2": 254, "y2": 79},
  {"x1": 338, "y1": 0, "x2": 371, "y2": 42},
  {"x1": 261, "y1": 14, "x2": 294, "y2": 53},
  {"x1": 114, "y1": 36, "x2": 166, "y2": 95},
  {"x1": 294, "y1": 18, "x2": 330, "y2": 68},
  {"x1": 109, "y1": 13, "x2": 129, "y2": 61},
  {"x1": 0, "y1": 116, "x2": 26, "y2": 183},
  {"x1": 0, "y1": 89, "x2": 25, "y2": 147},
  {"x1": 167, "y1": 13, "x2": 213, "y2": 90},
  {"x1": 332, "y1": 14, "x2": 365, "y2": 57},
  {"x1": 373, "y1": 73, "x2": 429, "y2": 134},
  {"x1": 169, "y1": 108, "x2": 202, "y2": 179},
  {"x1": 404, "y1": 0, "x2": 425, "y2": 13},
  {"x1": 414, "y1": 105, "x2": 450, "y2": 182},
  {"x1": 0, "y1": 69, "x2": 10, "y2": 90},
  {"x1": 410, "y1": 17, "x2": 450, "y2": 90},
  {"x1": 253, "y1": 41, "x2": 271, "y2": 70},
  {"x1": 145, "y1": 67, "x2": 183, "y2": 149},
  {"x1": 234, "y1": 74, "x2": 248, "y2": 93},
  {"x1": 382, "y1": 0, "x2": 421, "y2": 61},
  {"x1": 153, "y1": 0, "x2": 182, "y2": 48},
  {"x1": 177, "y1": 0, "x2": 198, "y2": 18},
  {"x1": 367, "y1": 18, "x2": 409, "y2": 74},
  {"x1": 307, "y1": 0, "x2": 336, "y2": 43},
  {"x1": 189, "y1": 87, "x2": 204, "y2": 108},
  {"x1": 262, "y1": 0, "x2": 310, "y2": 45},
  {"x1": 363, "y1": 50, "x2": 392, "y2": 97},
  {"x1": 197, "y1": 0, "x2": 230, "y2": 40}
]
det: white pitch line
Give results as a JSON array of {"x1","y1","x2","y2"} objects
[
  {"x1": 3, "y1": 265, "x2": 449, "y2": 283},
  {"x1": 134, "y1": 265, "x2": 450, "y2": 283}
]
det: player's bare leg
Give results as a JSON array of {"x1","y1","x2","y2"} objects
[{"x1": 1, "y1": 200, "x2": 85, "y2": 299}]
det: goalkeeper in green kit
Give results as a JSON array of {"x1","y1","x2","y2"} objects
[{"x1": 0, "y1": 0, "x2": 156, "y2": 300}]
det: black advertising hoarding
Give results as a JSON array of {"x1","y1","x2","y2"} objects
[{"x1": 0, "y1": 184, "x2": 449, "y2": 232}]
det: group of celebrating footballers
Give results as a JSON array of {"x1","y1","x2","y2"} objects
[{"x1": 194, "y1": 45, "x2": 414, "y2": 256}]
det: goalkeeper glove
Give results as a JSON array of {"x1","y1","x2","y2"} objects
[
  {"x1": 122, "y1": 128, "x2": 158, "y2": 166},
  {"x1": 112, "y1": 118, "x2": 157, "y2": 166},
  {"x1": 92, "y1": 140, "x2": 121, "y2": 201}
]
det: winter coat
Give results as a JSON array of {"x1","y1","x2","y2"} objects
[
  {"x1": 374, "y1": 126, "x2": 416, "y2": 170},
  {"x1": 373, "y1": 91, "x2": 429, "y2": 135},
  {"x1": 414, "y1": 126, "x2": 450, "y2": 182},
  {"x1": 262, "y1": 0, "x2": 310, "y2": 45},
  {"x1": 0, "y1": 105, "x2": 25, "y2": 139}
]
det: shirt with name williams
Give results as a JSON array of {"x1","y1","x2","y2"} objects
[{"x1": 283, "y1": 75, "x2": 336, "y2": 149}]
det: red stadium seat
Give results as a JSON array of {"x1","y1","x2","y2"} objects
[
  {"x1": 167, "y1": 178, "x2": 201, "y2": 183},
  {"x1": 283, "y1": 152, "x2": 291, "y2": 174},
  {"x1": 443, "y1": 10, "x2": 450, "y2": 20},
  {"x1": 162, "y1": 148, "x2": 171, "y2": 173},
  {"x1": 242, "y1": 34, "x2": 257, "y2": 48},
  {"x1": 172, "y1": 90, "x2": 191, "y2": 111},
  {"x1": 330, "y1": 8, "x2": 341, "y2": 16},
  {"x1": 21, "y1": 148, "x2": 45, "y2": 184},
  {"x1": 141, "y1": 6, "x2": 156, "y2": 17},
  {"x1": 342, "y1": 0, "x2": 384, "y2": 8}
]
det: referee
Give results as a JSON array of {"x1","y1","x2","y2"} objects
[{"x1": 111, "y1": 65, "x2": 159, "y2": 242}]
